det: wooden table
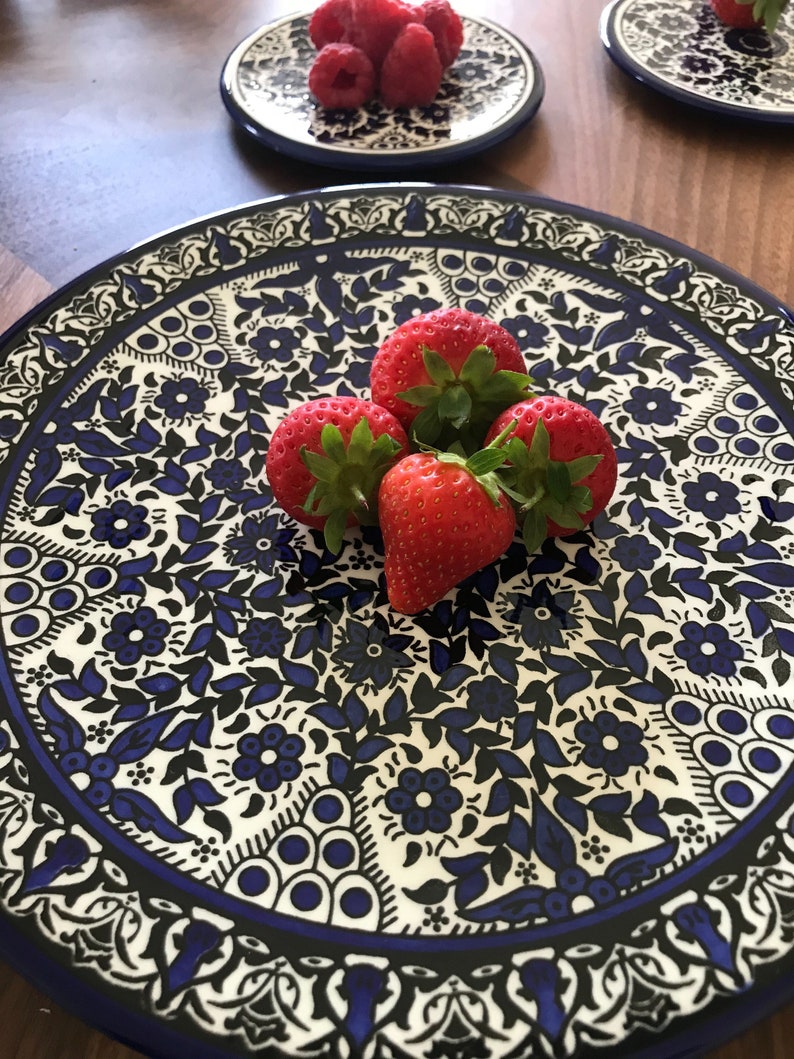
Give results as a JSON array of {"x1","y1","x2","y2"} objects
[{"x1": 1, "y1": 0, "x2": 793, "y2": 1055}]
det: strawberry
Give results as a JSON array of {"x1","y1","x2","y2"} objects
[
  {"x1": 485, "y1": 396, "x2": 618, "y2": 554},
  {"x1": 265, "y1": 396, "x2": 409, "y2": 552},
  {"x1": 378, "y1": 442, "x2": 516, "y2": 614},
  {"x1": 370, "y1": 307, "x2": 533, "y2": 453},
  {"x1": 709, "y1": 0, "x2": 787, "y2": 31}
]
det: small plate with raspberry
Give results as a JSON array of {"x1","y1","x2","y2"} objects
[
  {"x1": 601, "y1": 0, "x2": 794, "y2": 122},
  {"x1": 220, "y1": 0, "x2": 544, "y2": 169}
]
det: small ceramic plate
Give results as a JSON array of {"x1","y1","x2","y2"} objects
[
  {"x1": 220, "y1": 12, "x2": 544, "y2": 169},
  {"x1": 2, "y1": 184, "x2": 794, "y2": 1059},
  {"x1": 601, "y1": 0, "x2": 794, "y2": 122}
]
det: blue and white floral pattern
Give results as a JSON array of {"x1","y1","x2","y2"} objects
[
  {"x1": 221, "y1": 13, "x2": 543, "y2": 167},
  {"x1": 0, "y1": 185, "x2": 794, "y2": 1057},
  {"x1": 604, "y1": 0, "x2": 794, "y2": 120}
]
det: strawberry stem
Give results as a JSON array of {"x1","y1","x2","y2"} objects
[
  {"x1": 300, "y1": 416, "x2": 403, "y2": 554},
  {"x1": 495, "y1": 418, "x2": 603, "y2": 552},
  {"x1": 398, "y1": 344, "x2": 534, "y2": 453}
]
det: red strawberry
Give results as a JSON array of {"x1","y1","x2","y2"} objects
[
  {"x1": 709, "y1": 0, "x2": 763, "y2": 27},
  {"x1": 379, "y1": 22, "x2": 443, "y2": 108},
  {"x1": 370, "y1": 307, "x2": 533, "y2": 452},
  {"x1": 378, "y1": 446, "x2": 516, "y2": 614},
  {"x1": 309, "y1": 43, "x2": 377, "y2": 109},
  {"x1": 421, "y1": 0, "x2": 464, "y2": 67},
  {"x1": 350, "y1": 0, "x2": 422, "y2": 71},
  {"x1": 309, "y1": 0, "x2": 355, "y2": 49},
  {"x1": 265, "y1": 396, "x2": 409, "y2": 552},
  {"x1": 710, "y1": 0, "x2": 787, "y2": 30},
  {"x1": 485, "y1": 396, "x2": 617, "y2": 553}
]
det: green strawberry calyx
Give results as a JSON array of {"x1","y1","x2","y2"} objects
[
  {"x1": 736, "y1": 0, "x2": 788, "y2": 31},
  {"x1": 495, "y1": 418, "x2": 603, "y2": 554},
  {"x1": 420, "y1": 421, "x2": 517, "y2": 508},
  {"x1": 398, "y1": 343, "x2": 535, "y2": 453},
  {"x1": 300, "y1": 417, "x2": 404, "y2": 554}
]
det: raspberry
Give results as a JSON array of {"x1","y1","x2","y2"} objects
[
  {"x1": 308, "y1": 43, "x2": 377, "y2": 108},
  {"x1": 421, "y1": 0, "x2": 464, "y2": 68},
  {"x1": 379, "y1": 22, "x2": 443, "y2": 108},
  {"x1": 350, "y1": 0, "x2": 422, "y2": 70},
  {"x1": 309, "y1": 0, "x2": 355, "y2": 49}
]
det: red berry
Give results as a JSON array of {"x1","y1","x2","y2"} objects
[
  {"x1": 370, "y1": 307, "x2": 530, "y2": 449},
  {"x1": 379, "y1": 22, "x2": 443, "y2": 108},
  {"x1": 421, "y1": 0, "x2": 464, "y2": 67},
  {"x1": 379, "y1": 451, "x2": 516, "y2": 614},
  {"x1": 309, "y1": 0, "x2": 355, "y2": 49},
  {"x1": 265, "y1": 396, "x2": 409, "y2": 552},
  {"x1": 308, "y1": 43, "x2": 377, "y2": 108},
  {"x1": 349, "y1": 0, "x2": 422, "y2": 70},
  {"x1": 709, "y1": 0, "x2": 763, "y2": 28},
  {"x1": 485, "y1": 396, "x2": 617, "y2": 549}
]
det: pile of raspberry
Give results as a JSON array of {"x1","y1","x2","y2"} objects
[{"x1": 308, "y1": 0, "x2": 464, "y2": 110}]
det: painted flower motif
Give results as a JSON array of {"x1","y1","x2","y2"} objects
[
  {"x1": 206, "y1": 458, "x2": 247, "y2": 492},
  {"x1": 681, "y1": 54, "x2": 715, "y2": 75},
  {"x1": 153, "y1": 377, "x2": 210, "y2": 420},
  {"x1": 36, "y1": 408, "x2": 79, "y2": 450},
  {"x1": 682, "y1": 471, "x2": 741, "y2": 521},
  {"x1": 239, "y1": 616, "x2": 290, "y2": 659},
  {"x1": 332, "y1": 619, "x2": 413, "y2": 689},
  {"x1": 674, "y1": 622, "x2": 743, "y2": 677},
  {"x1": 102, "y1": 606, "x2": 170, "y2": 665},
  {"x1": 505, "y1": 583, "x2": 580, "y2": 650},
  {"x1": 347, "y1": 356, "x2": 374, "y2": 392},
  {"x1": 609, "y1": 534, "x2": 661, "y2": 572},
  {"x1": 393, "y1": 295, "x2": 439, "y2": 324},
  {"x1": 624, "y1": 385, "x2": 682, "y2": 426},
  {"x1": 615, "y1": 434, "x2": 666, "y2": 481},
  {"x1": 466, "y1": 675, "x2": 517, "y2": 723},
  {"x1": 575, "y1": 711, "x2": 648, "y2": 777},
  {"x1": 260, "y1": 377, "x2": 289, "y2": 408},
  {"x1": 225, "y1": 515, "x2": 298, "y2": 574},
  {"x1": 91, "y1": 499, "x2": 150, "y2": 548},
  {"x1": 232, "y1": 723, "x2": 305, "y2": 792},
  {"x1": 385, "y1": 767, "x2": 463, "y2": 835},
  {"x1": 499, "y1": 313, "x2": 549, "y2": 350},
  {"x1": 250, "y1": 325, "x2": 301, "y2": 364}
]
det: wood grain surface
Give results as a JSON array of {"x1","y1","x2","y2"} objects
[{"x1": 1, "y1": 0, "x2": 794, "y2": 1056}]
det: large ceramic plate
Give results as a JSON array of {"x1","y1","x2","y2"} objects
[
  {"x1": 601, "y1": 0, "x2": 794, "y2": 122},
  {"x1": 1, "y1": 184, "x2": 794, "y2": 1059},
  {"x1": 220, "y1": 12, "x2": 544, "y2": 169}
]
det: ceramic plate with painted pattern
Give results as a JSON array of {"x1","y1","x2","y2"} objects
[
  {"x1": 220, "y1": 12, "x2": 544, "y2": 169},
  {"x1": 601, "y1": 0, "x2": 794, "y2": 121},
  {"x1": 1, "y1": 183, "x2": 794, "y2": 1058}
]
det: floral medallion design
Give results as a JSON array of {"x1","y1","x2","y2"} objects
[
  {"x1": 1, "y1": 185, "x2": 794, "y2": 1057},
  {"x1": 221, "y1": 13, "x2": 544, "y2": 168},
  {"x1": 602, "y1": 0, "x2": 794, "y2": 120}
]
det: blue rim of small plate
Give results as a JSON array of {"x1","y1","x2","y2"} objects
[
  {"x1": 1, "y1": 181, "x2": 794, "y2": 1058},
  {"x1": 219, "y1": 12, "x2": 545, "y2": 170},
  {"x1": 600, "y1": 0, "x2": 794, "y2": 124}
]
